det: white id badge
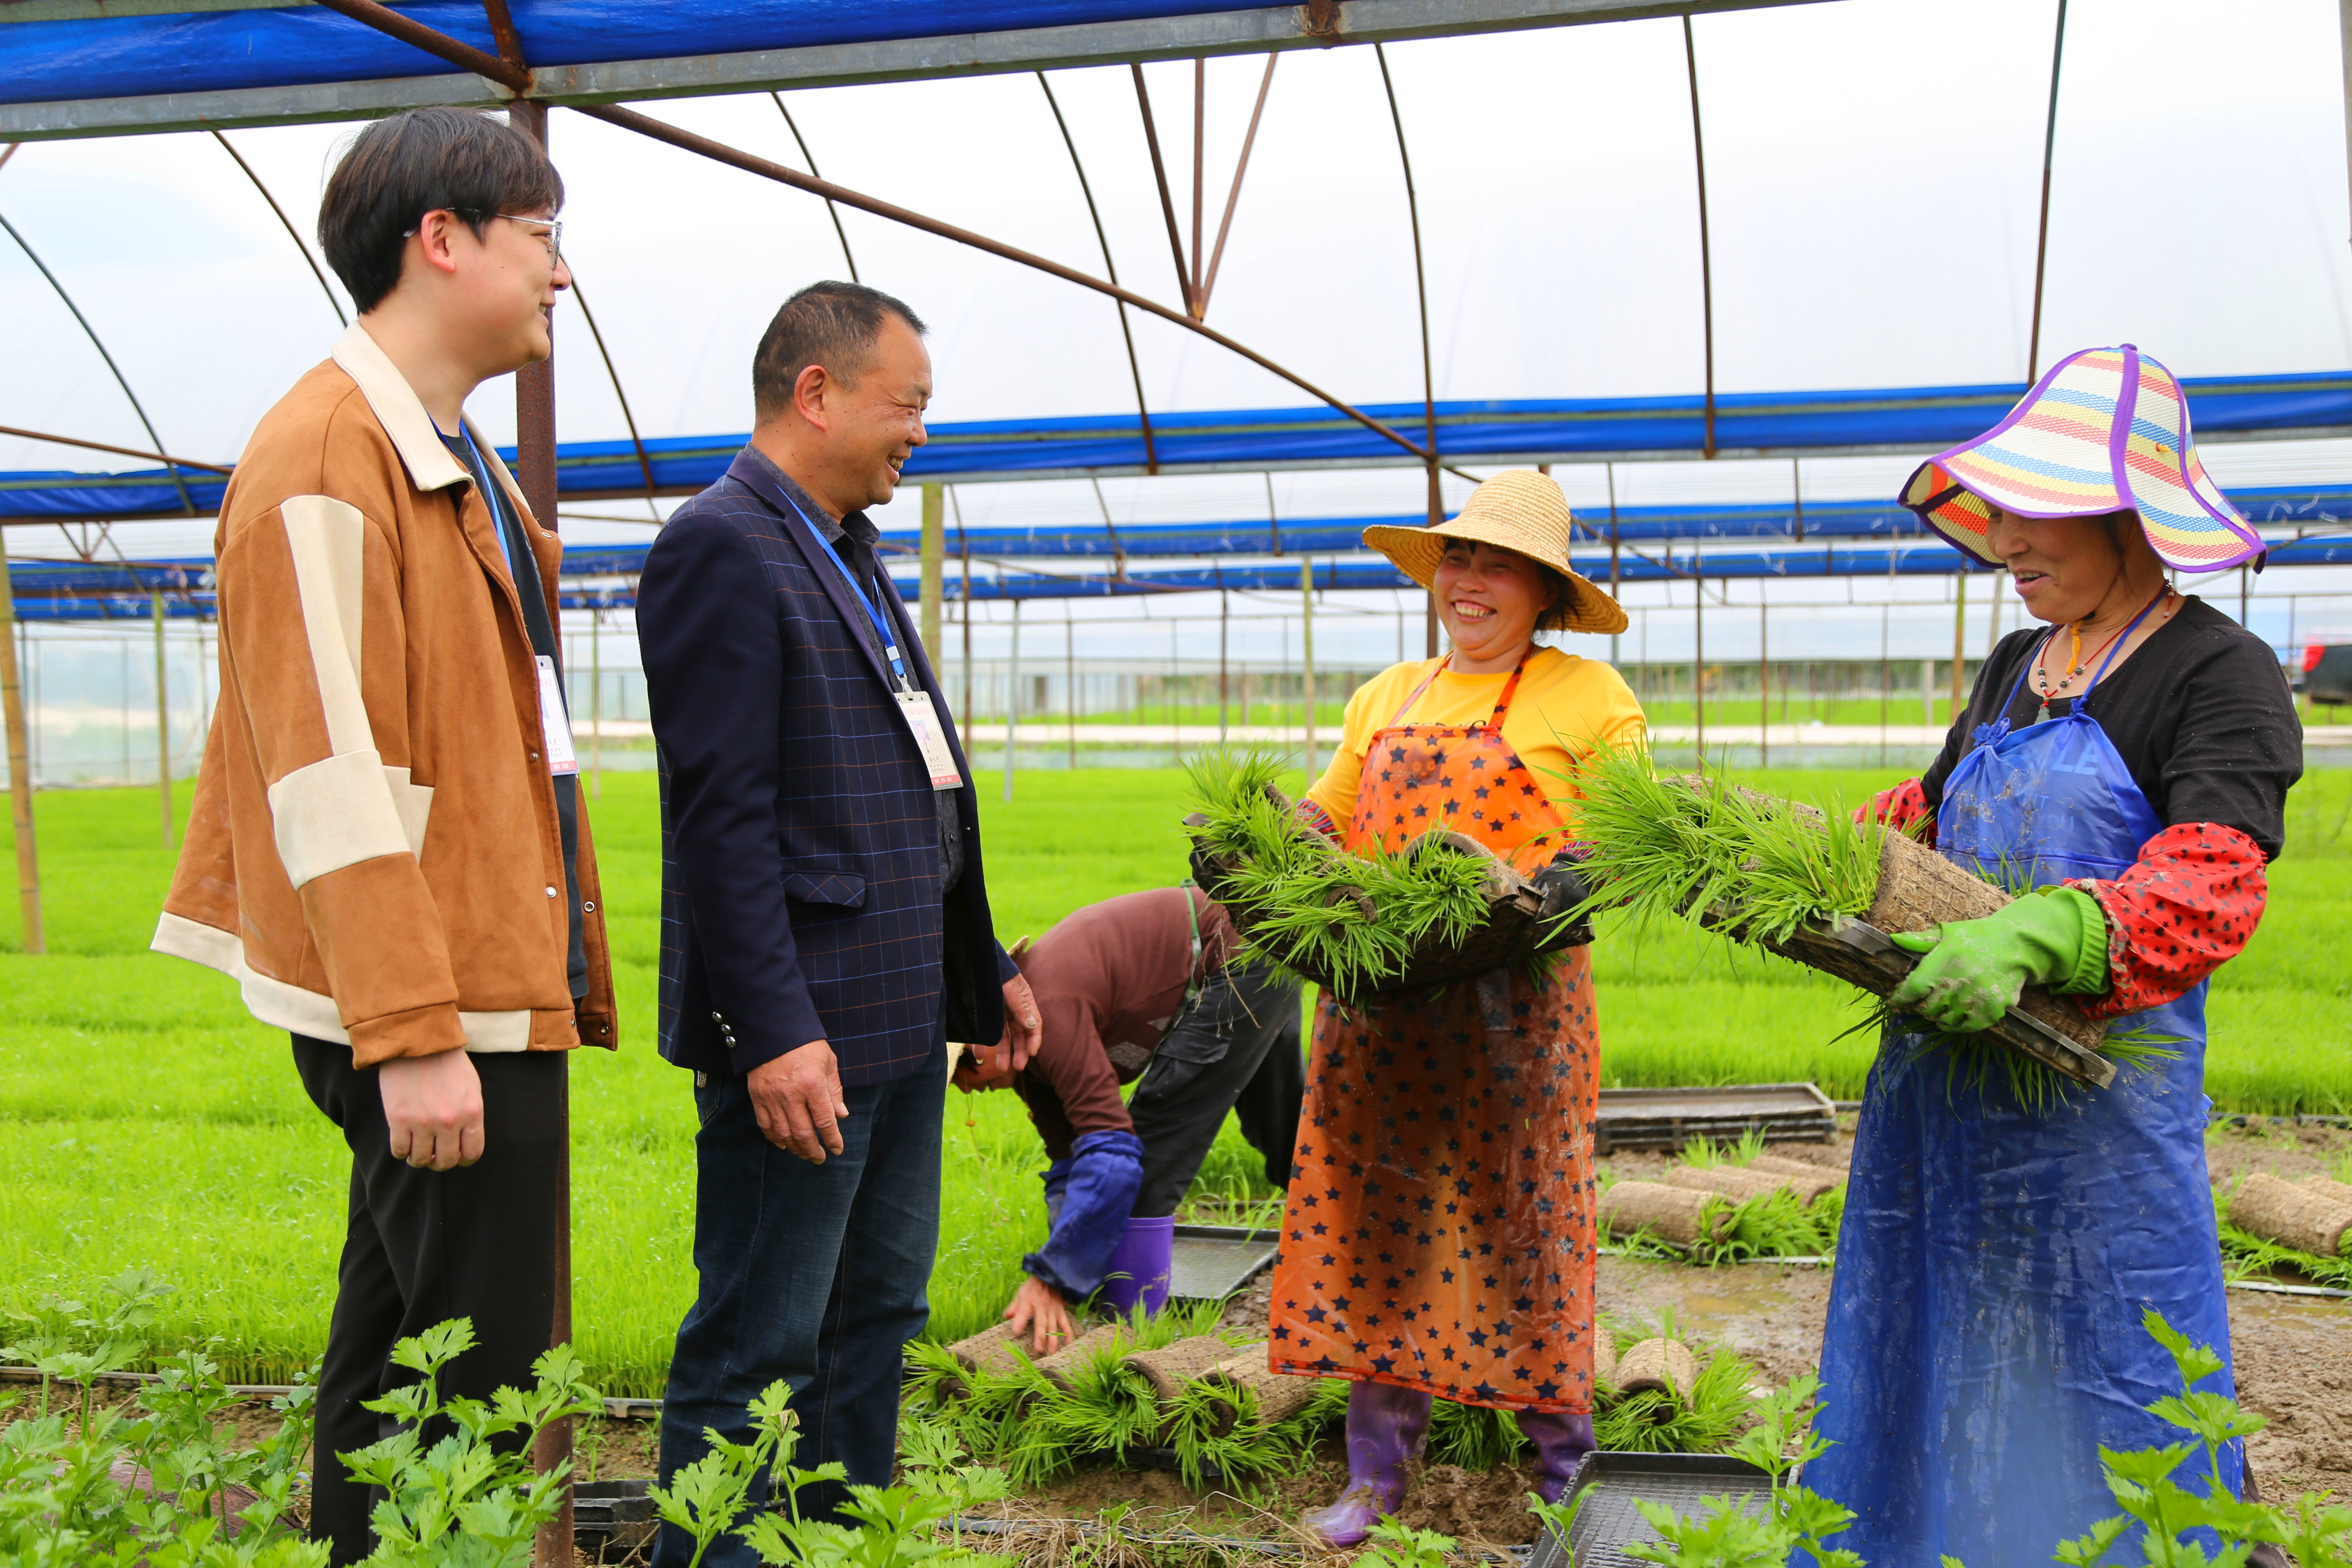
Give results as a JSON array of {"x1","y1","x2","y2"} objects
[
  {"x1": 896, "y1": 690, "x2": 962, "y2": 790},
  {"x1": 533, "y1": 655, "x2": 579, "y2": 776}
]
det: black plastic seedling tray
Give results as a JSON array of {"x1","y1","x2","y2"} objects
[
  {"x1": 1526, "y1": 1452, "x2": 1775, "y2": 1568},
  {"x1": 1591, "y1": 1083, "x2": 1836, "y2": 1156},
  {"x1": 1169, "y1": 1223, "x2": 1280, "y2": 1302}
]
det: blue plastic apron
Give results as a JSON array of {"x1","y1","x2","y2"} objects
[{"x1": 1811, "y1": 610, "x2": 2238, "y2": 1567}]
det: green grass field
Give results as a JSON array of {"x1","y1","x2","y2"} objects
[{"x1": 1, "y1": 765, "x2": 2345, "y2": 1394}]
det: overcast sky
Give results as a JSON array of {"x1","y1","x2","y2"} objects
[{"x1": 5, "y1": 0, "x2": 2351, "y2": 660}]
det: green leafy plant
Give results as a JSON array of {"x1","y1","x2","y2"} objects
[
  {"x1": 1356, "y1": 1516, "x2": 1460, "y2": 1568},
  {"x1": 0, "y1": 1271, "x2": 326, "y2": 1568},
  {"x1": 1619, "y1": 1375, "x2": 1859, "y2": 1568},
  {"x1": 337, "y1": 1320, "x2": 604, "y2": 1568},
  {"x1": 1594, "y1": 1340, "x2": 1760, "y2": 1456}
]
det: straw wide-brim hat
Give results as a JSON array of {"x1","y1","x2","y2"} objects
[
  {"x1": 1362, "y1": 469, "x2": 1629, "y2": 636},
  {"x1": 1900, "y1": 344, "x2": 2264, "y2": 573}
]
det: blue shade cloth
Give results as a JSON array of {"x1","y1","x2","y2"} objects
[
  {"x1": 1809, "y1": 650, "x2": 2239, "y2": 1565},
  {"x1": 0, "y1": 1, "x2": 1271, "y2": 105},
  {"x1": 1027, "y1": 1128, "x2": 1145, "y2": 1299},
  {"x1": 8, "y1": 376, "x2": 2349, "y2": 521}
]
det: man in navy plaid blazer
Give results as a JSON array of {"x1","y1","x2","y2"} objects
[{"x1": 636, "y1": 282, "x2": 1040, "y2": 1564}]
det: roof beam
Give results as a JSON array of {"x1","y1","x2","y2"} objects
[{"x1": 0, "y1": 0, "x2": 1830, "y2": 141}]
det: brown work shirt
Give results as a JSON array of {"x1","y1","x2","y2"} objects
[{"x1": 1013, "y1": 886, "x2": 1238, "y2": 1160}]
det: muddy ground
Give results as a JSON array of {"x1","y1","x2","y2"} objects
[{"x1": 21, "y1": 1118, "x2": 2346, "y2": 1559}]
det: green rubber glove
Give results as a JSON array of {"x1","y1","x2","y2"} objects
[{"x1": 1886, "y1": 888, "x2": 2107, "y2": 1035}]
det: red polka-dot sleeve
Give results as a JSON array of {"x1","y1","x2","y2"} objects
[
  {"x1": 1856, "y1": 777, "x2": 1936, "y2": 848},
  {"x1": 2068, "y1": 822, "x2": 2268, "y2": 1020}
]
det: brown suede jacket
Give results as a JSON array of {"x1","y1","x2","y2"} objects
[{"x1": 153, "y1": 324, "x2": 616, "y2": 1066}]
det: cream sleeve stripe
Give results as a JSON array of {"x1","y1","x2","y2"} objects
[{"x1": 262, "y1": 495, "x2": 433, "y2": 888}]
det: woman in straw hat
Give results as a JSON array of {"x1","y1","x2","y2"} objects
[
  {"x1": 1264, "y1": 469, "x2": 1642, "y2": 1546},
  {"x1": 1810, "y1": 346, "x2": 2301, "y2": 1566}
]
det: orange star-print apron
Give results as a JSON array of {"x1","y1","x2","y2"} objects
[{"x1": 1268, "y1": 657, "x2": 1601, "y2": 1414}]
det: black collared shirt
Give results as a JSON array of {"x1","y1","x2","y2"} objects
[{"x1": 739, "y1": 448, "x2": 965, "y2": 892}]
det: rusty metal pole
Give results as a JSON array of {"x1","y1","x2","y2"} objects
[
  {"x1": 510, "y1": 98, "x2": 575, "y2": 1568},
  {"x1": 0, "y1": 533, "x2": 40, "y2": 954}
]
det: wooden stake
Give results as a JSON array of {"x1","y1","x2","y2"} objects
[
  {"x1": 0, "y1": 535, "x2": 42, "y2": 954},
  {"x1": 154, "y1": 588, "x2": 173, "y2": 847},
  {"x1": 919, "y1": 483, "x2": 944, "y2": 657},
  {"x1": 1300, "y1": 558, "x2": 1316, "y2": 780}
]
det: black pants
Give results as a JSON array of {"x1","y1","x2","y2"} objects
[
  {"x1": 1128, "y1": 957, "x2": 1305, "y2": 1218},
  {"x1": 292, "y1": 1036, "x2": 564, "y2": 1567}
]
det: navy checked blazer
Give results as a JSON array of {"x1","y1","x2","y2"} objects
[{"x1": 637, "y1": 447, "x2": 1012, "y2": 1086}]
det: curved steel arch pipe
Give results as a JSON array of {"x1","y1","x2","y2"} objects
[
  {"x1": 563, "y1": 272, "x2": 658, "y2": 503},
  {"x1": 769, "y1": 92, "x2": 859, "y2": 283},
  {"x1": 1038, "y1": 70, "x2": 1158, "y2": 475},
  {"x1": 1374, "y1": 42, "x2": 1441, "y2": 653},
  {"x1": 574, "y1": 102, "x2": 1432, "y2": 462},
  {"x1": 301, "y1": 0, "x2": 1431, "y2": 464},
  {"x1": 0, "y1": 207, "x2": 195, "y2": 514},
  {"x1": 210, "y1": 129, "x2": 347, "y2": 327}
]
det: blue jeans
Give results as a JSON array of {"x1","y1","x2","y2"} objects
[{"x1": 650, "y1": 1034, "x2": 944, "y2": 1568}]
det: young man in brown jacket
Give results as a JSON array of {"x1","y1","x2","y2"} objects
[{"x1": 150, "y1": 108, "x2": 612, "y2": 1565}]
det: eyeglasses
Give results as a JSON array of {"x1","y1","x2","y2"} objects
[{"x1": 400, "y1": 210, "x2": 562, "y2": 260}]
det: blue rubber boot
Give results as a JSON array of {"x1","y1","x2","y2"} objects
[{"x1": 1095, "y1": 1215, "x2": 1174, "y2": 1317}]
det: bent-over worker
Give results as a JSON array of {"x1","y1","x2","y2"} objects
[
  {"x1": 955, "y1": 885, "x2": 1305, "y2": 1353},
  {"x1": 1811, "y1": 346, "x2": 2302, "y2": 1567},
  {"x1": 1271, "y1": 470, "x2": 1645, "y2": 1547}
]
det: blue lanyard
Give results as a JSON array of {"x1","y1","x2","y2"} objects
[{"x1": 783, "y1": 496, "x2": 911, "y2": 691}]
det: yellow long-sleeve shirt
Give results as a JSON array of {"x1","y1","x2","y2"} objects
[{"x1": 1304, "y1": 646, "x2": 1646, "y2": 836}]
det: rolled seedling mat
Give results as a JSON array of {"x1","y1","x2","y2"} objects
[
  {"x1": 2231, "y1": 1172, "x2": 2352, "y2": 1257},
  {"x1": 2300, "y1": 1175, "x2": 2352, "y2": 1208},
  {"x1": 1185, "y1": 820, "x2": 1573, "y2": 1003},
  {"x1": 1598, "y1": 1181, "x2": 1728, "y2": 1247},
  {"x1": 1660, "y1": 1164, "x2": 1837, "y2": 1210},
  {"x1": 1593, "y1": 1332, "x2": 1618, "y2": 1388},
  {"x1": 1745, "y1": 1153, "x2": 1850, "y2": 1188},
  {"x1": 1758, "y1": 825, "x2": 2107, "y2": 1068},
  {"x1": 1612, "y1": 1338, "x2": 1700, "y2": 1398},
  {"x1": 942, "y1": 1321, "x2": 1035, "y2": 1394},
  {"x1": 1641, "y1": 777, "x2": 2109, "y2": 1080},
  {"x1": 1196, "y1": 1345, "x2": 1321, "y2": 1432},
  {"x1": 1032, "y1": 1323, "x2": 1130, "y2": 1390},
  {"x1": 1122, "y1": 1335, "x2": 1239, "y2": 1409}
]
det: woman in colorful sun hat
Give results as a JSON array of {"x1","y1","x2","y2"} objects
[
  {"x1": 1264, "y1": 469, "x2": 1643, "y2": 1546},
  {"x1": 1808, "y1": 346, "x2": 2303, "y2": 1566}
]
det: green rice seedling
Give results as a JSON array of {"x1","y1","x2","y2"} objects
[
  {"x1": 1158, "y1": 1379, "x2": 1306, "y2": 1497},
  {"x1": 1426, "y1": 1398, "x2": 1530, "y2": 1470},
  {"x1": 2211, "y1": 1183, "x2": 2352, "y2": 1289},
  {"x1": 1184, "y1": 747, "x2": 1514, "y2": 1003},
  {"x1": 1855, "y1": 994, "x2": 2184, "y2": 1114},
  {"x1": 1591, "y1": 1343, "x2": 1757, "y2": 1455},
  {"x1": 1677, "y1": 1127, "x2": 1768, "y2": 1170}
]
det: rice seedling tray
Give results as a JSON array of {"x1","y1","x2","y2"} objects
[
  {"x1": 1525, "y1": 1452, "x2": 1774, "y2": 1568},
  {"x1": 1169, "y1": 1224, "x2": 1281, "y2": 1302},
  {"x1": 1592, "y1": 1084, "x2": 1835, "y2": 1156},
  {"x1": 573, "y1": 1478, "x2": 654, "y2": 1560}
]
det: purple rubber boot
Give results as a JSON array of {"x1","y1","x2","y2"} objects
[
  {"x1": 1301, "y1": 1382, "x2": 1434, "y2": 1548},
  {"x1": 1515, "y1": 1411, "x2": 1598, "y2": 1504},
  {"x1": 1095, "y1": 1216, "x2": 1174, "y2": 1318}
]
